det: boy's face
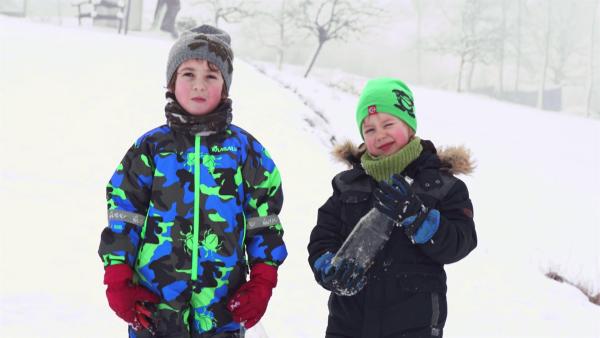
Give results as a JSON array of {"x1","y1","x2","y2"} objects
[
  {"x1": 362, "y1": 112, "x2": 412, "y2": 157},
  {"x1": 174, "y1": 59, "x2": 224, "y2": 116}
]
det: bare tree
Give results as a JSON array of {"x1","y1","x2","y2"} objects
[
  {"x1": 520, "y1": 0, "x2": 591, "y2": 111},
  {"x1": 536, "y1": 0, "x2": 552, "y2": 109},
  {"x1": 497, "y1": 0, "x2": 507, "y2": 94},
  {"x1": 432, "y1": 0, "x2": 500, "y2": 91},
  {"x1": 293, "y1": 0, "x2": 383, "y2": 78},
  {"x1": 255, "y1": 0, "x2": 297, "y2": 70},
  {"x1": 587, "y1": 0, "x2": 600, "y2": 116},
  {"x1": 546, "y1": 3, "x2": 588, "y2": 88},
  {"x1": 514, "y1": 0, "x2": 523, "y2": 91},
  {"x1": 412, "y1": 0, "x2": 425, "y2": 84},
  {"x1": 192, "y1": 0, "x2": 256, "y2": 27}
]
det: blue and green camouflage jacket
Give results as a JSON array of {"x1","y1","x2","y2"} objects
[{"x1": 98, "y1": 123, "x2": 287, "y2": 312}]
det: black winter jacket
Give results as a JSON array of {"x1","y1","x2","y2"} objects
[{"x1": 308, "y1": 140, "x2": 477, "y2": 338}]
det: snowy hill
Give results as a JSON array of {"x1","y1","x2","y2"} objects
[{"x1": 1, "y1": 16, "x2": 599, "y2": 338}]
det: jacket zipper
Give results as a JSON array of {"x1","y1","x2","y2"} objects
[{"x1": 191, "y1": 135, "x2": 201, "y2": 281}]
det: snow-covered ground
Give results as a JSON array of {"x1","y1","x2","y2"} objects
[{"x1": 1, "y1": 16, "x2": 599, "y2": 338}]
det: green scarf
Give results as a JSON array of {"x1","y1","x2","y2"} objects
[{"x1": 360, "y1": 137, "x2": 423, "y2": 182}]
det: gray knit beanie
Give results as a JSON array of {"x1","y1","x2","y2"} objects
[{"x1": 166, "y1": 25, "x2": 234, "y2": 92}]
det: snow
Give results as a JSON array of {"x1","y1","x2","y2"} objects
[{"x1": 1, "y1": 15, "x2": 599, "y2": 338}]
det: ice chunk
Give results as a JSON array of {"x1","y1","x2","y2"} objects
[{"x1": 331, "y1": 208, "x2": 395, "y2": 285}]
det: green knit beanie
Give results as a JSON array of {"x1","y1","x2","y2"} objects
[{"x1": 356, "y1": 77, "x2": 416, "y2": 138}]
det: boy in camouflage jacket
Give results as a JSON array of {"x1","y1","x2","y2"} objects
[{"x1": 99, "y1": 25, "x2": 287, "y2": 338}]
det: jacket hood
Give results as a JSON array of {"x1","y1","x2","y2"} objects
[{"x1": 332, "y1": 139, "x2": 475, "y2": 176}]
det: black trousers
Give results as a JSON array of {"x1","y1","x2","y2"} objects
[{"x1": 326, "y1": 326, "x2": 442, "y2": 338}]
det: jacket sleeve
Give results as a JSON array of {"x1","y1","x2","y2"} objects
[
  {"x1": 242, "y1": 138, "x2": 287, "y2": 267},
  {"x1": 307, "y1": 179, "x2": 345, "y2": 282},
  {"x1": 418, "y1": 178, "x2": 477, "y2": 264},
  {"x1": 98, "y1": 139, "x2": 154, "y2": 267}
]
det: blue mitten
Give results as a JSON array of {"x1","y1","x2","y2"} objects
[
  {"x1": 375, "y1": 174, "x2": 440, "y2": 244},
  {"x1": 314, "y1": 252, "x2": 367, "y2": 296},
  {"x1": 314, "y1": 252, "x2": 335, "y2": 283}
]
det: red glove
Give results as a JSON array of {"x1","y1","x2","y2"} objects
[
  {"x1": 104, "y1": 264, "x2": 160, "y2": 331},
  {"x1": 227, "y1": 263, "x2": 278, "y2": 329}
]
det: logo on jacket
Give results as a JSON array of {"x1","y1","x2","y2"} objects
[{"x1": 211, "y1": 145, "x2": 237, "y2": 153}]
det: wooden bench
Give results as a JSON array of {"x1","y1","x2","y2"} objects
[{"x1": 72, "y1": 0, "x2": 132, "y2": 34}]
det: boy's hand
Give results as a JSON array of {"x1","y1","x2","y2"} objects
[
  {"x1": 313, "y1": 251, "x2": 335, "y2": 283},
  {"x1": 374, "y1": 174, "x2": 425, "y2": 222},
  {"x1": 227, "y1": 263, "x2": 277, "y2": 329},
  {"x1": 374, "y1": 174, "x2": 434, "y2": 241},
  {"x1": 313, "y1": 252, "x2": 367, "y2": 296},
  {"x1": 103, "y1": 264, "x2": 160, "y2": 331}
]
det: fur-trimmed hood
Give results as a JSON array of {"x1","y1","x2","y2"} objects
[{"x1": 332, "y1": 139, "x2": 475, "y2": 176}]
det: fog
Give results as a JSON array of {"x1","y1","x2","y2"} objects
[{"x1": 2, "y1": 0, "x2": 598, "y2": 116}]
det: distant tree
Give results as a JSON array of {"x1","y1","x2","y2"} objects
[
  {"x1": 507, "y1": 0, "x2": 544, "y2": 94},
  {"x1": 293, "y1": 0, "x2": 383, "y2": 78},
  {"x1": 587, "y1": 0, "x2": 599, "y2": 116},
  {"x1": 546, "y1": 3, "x2": 588, "y2": 87},
  {"x1": 411, "y1": 0, "x2": 426, "y2": 84},
  {"x1": 536, "y1": 0, "x2": 552, "y2": 109},
  {"x1": 514, "y1": 0, "x2": 523, "y2": 91},
  {"x1": 522, "y1": 0, "x2": 591, "y2": 111},
  {"x1": 255, "y1": 0, "x2": 297, "y2": 70},
  {"x1": 432, "y1": 0, "x2": 500, "y2": 92},
  {"x1": 497, "y1": 0, "x2": 508, "y2": 94},
  {"x1": 192, "y1": 0, "x2": 257, "y2": 28}
]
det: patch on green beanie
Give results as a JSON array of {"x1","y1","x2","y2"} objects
[{"x1": 355, "y1": 77, "x2": 416, "y2": 138}]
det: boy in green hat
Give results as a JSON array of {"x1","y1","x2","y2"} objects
[{"x1": 308, "y1": 78, "x2": 477, "y2": 337}]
